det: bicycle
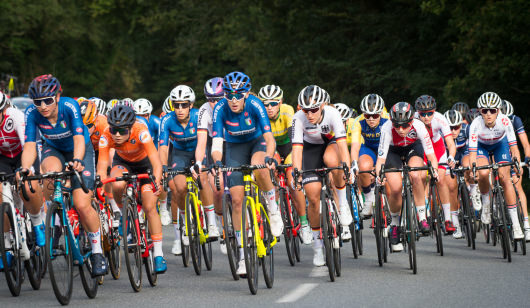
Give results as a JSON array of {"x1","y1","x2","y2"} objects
[
  {"x1": 98, "y1": 170, "x2": 158, "y2": 292},
  {"x1": 426, "y1": 165, "x2": 444, "y2": 256},
  {"x1": 348, "y1": 171, "x2": 368, "y2": 259},
  {"x1": 270, "y1": 164, "x2": 301, "y2": 266},
  {"x1": 163, "y1": 166, "x2": 216, "y2": 276},
  {"x1": 215, "y1": 164, "x2": 276, "y2": 295},
  {"x1": 297, "y1": 165, "x2": 347, "y2": 282},
  {"x1": 21, "y1": 168, "x2": 98, "y2": 305},
  {"x1": 511, "y1": 162, "x2": 527, "y2": 255},
  {"x1": 372, "y1": 170, "x2": 391, "y2": 267},
  {"x1": 0, "y1": 172, "x2": 43, "y2": 296},
  {"x1": 450, "y1": 165, "x2": 476, "y2": 250},
  {"x1": 219, "y1": 172, "x2": 240, "y2": 281}
]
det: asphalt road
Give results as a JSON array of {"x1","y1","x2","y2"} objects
[{"x1": 1, "y1": 225, "x2": 529, "y2": 307}]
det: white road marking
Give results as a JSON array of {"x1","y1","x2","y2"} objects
[{"x1": 277, "y1": 283, "x2": 318, "y2": 303}]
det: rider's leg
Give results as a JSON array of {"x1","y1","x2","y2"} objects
[
  {"x1": 304, "y1": 181, "x2": 324, "y2": 265},
  {"x1": 325, "y1": 144, "x2": 352, "y2": 226},
  {"x1": 500, "y1": 166, "x2": 523, "y2": 232},
  {"x1": 359, "y1": 153, "x2": 375, "y2": 216},
  {"x1": 141, "y1": 187, "x2": 164, "y2": 257},
  {"x1": 476, "y1": 155, "x2": 492, "y2": 223}
]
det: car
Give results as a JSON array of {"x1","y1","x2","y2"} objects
[{"x1": 11, "y1": 96, "x2": 33, "y2": 111}]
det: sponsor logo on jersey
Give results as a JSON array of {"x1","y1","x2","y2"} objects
[
  {"x1": 225, "y1": 121, "x2": 239, "y2": 127},
  {"x1": 76, "y1": 127, "x2": 83, "y2": 133},
  {"x1": 264, "y1": 125, "x2": 270, "y2": 131},
  {"x1": 244, "y1": 112, "x2": 248, "y2": 117},
  {"x1": 189, "y1": 128, "x2": 195, "y2": 134},
  {"x1": 60, "y1": 121, "x2": 67, "y2": 129},
  {"x1": 130, "y1": 139, "x2": 136, "y2": 144},
  {"x1": 83, "y1": 170, "x2": 91, "y2": 177},
  {"x1": 173, "y1": 131, "x2": 184, "y2": 136},
  {"x1": 139, "y1": 131, "x2": 151, "y2": 143},
  {"x1": 502, "y1": 117, "x2": 510, "y2": 126},
  {"x1": 212, "y1": 131, "x2": 217, "y2": 137},
  {"x1": 321, "y1": 124, "x2": 330, "y2": 134},
  {"x1": 406, "y1": 129, "x2": 417, "y2": 139},
  {"x1": 190, "y1": 122, "x2": 193, "y2": 127},
  {"x1": 39, "y1": 124, "x2": 53, "y2": 130},
  {"x1": 4, "y1": 118, "x2": 14, "y2": 133},
  {"x1": 245, "y1": 118, "x2": 252, "y2": 126},
  {"x1": 44, "y1": 131, "x2": 72, "y2": 140},
  {"x1": 159, "y1": 140, "x2": 164, "y2": 144},
  {"x1": 471, "y1": 134, "x2": 477, "y2": 143},
  {"x1": 99, "y1": 135, "x2": 109, "y2": 147}
]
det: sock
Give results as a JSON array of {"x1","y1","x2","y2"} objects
[
  {"x1": 507, "y1": 205, "x2": 520, "y2": 228},
  {"x1": 236, "y1": 231, "x2": 244, "y2": 260},
  {"x1": 451, "y1": 211, "x2": 460, "y2": 228},
  {"x1": 109, "y1": 197, "x2": 120, "y2": 214},
  {"x1": 524, "y1": 217, "x2": 529, "y2": 229},
  {"x1": 312, "y1": 229, "x2": 322, "y2": 249},
  {"x1": 29, "y1": 212, "x2": 43, "y2": 226},
  {"x1": 159, "y1": 198, "x2": 168, "y2": 212},
  {"x1": 364, "y1": 186, "x2": 375, "y2": 204},
  {"x1": 204, "y1": 204, "x2": 216, "y2": 226},
  {"x1": 391, "y1": 212, "x2": 400, "y2": 226},
  {"x1": 442, "y1": 203, "x2": 451, "y2": 221},
  {"x1": 88, "y1": 230, "x2": 102, "y2": 254},
  {"x1": 264, "y1": 189, "x2": 279, "y2": 213},
  {"x1": 216, "y1": 214, "x2": 223, "y2": 229},
  {"x1": 152, "y1": 233, "x2": 163, "y2": 257},
  {"x1": 336, "y1": 185, "x2": 347, "y2": 207},
  {"x1": 300, "y1": 215, "x2": 309, "y2": 227},
  {"x1": 417, "y1": 206, "x2": 427, "y2": 221},
  {"x1": 470, "y1": 184, "x2": 478, "y2": 195},
  {"x1": 173, "y1": 222, "x2": 180, "y2": 240},
  {"x1": 481, "y1": 192, "x2": 490, "y2": 208}
]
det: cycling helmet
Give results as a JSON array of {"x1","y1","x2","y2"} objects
[
  {"x1": 0, "y1": 91, "x2": 10, "y2": 110},
  {"x1": 451, "y1": 102, "x2": 469, "y2": 116},
  {"x1": 297, "y1": 85, "x2": 326, "y2": 109},
  {"x1": 107, "y1": 105, "x2": 136, "y2": 128},
  {"x1": 170, "y1": 85, "x2": 196, "y2": 106},
  {"x1": 28, "y1": 74, "x2": 62, "y2": 99},
  {"x1": 500, "y1": 100, "x2": 514, "y2": 117},
  {"x1": 390, "y1": 102, "x2": 414, "y2": 124},
  {"x1": 162, "y1": 96, "x2": 172, "y2": 113},
  {"x1": 108, "y1": 98, "x2": 120, "y2": 110},
  {"x1": 350, "y1": 108, "x2": 358, "y2": 118},
  {"x1": 322, "y1": 88, "x2": 330, "y2": 104},
  {"x1": 89, "y1": 97, "x2": 106, "y2": 115},
  {"x1": 222, "y1": 71, "x2": 251, "y2": 93},
  {"x1": 415, "y1": 95, "x2": 436, "y2": 111},
  {"x1": 466, "y1": 108, "x2": 480, "y2": 123},
  {"x1": 204, "y1": 77, "x2": 224, "y2": 99},
  {"x1": 444, "y1": 109, "x2": 463, "y2": 126},
  {"x1": 119, "y1": 98, "x2": 134, "y2": 108},
  {"x1": 333, "y1": 103, "x2": 352, "y2": 121},
  {"x1": 80, "y1": 100, "x2": 98, "y2": 126},
  {"x1": 360, "y1": 94, "x2": 385, "y2": 114},
  {"x1": 76, "y1": 97, "x2": 87, "y2": 103},
  {"x1": 477, "y1": 92, "x2": 501, "y2": 109},
  {"x1": 258, "y1": 85, "x2": 283, "y2": 101},
  {"x1": 133, "y1": 98, "x2": 153, "y2": 115}
]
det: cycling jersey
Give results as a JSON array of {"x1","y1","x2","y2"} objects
[
  {"x1": 145, "y1": 115, "x2": 161, "y2": 148},
  {"x1": 291, "y1": 105, "x2": 346, "y2": 145},
  {"x1": 269, "y1": 104, "x2": 294, "y2": 146},
  {"x1": 212, "y1": 94, "x2": 271, "y2": 143},
  {"x1": 25, "y1": 96, "x2": 89, "y2": 152},
  {"x1": 414, "y1": 111, "x2": 451, "y2": 143},
  {"x1": 0, "y1": 107, "x2": 25, "y2": 158},
  {"x1": 90, "y1": 114, "x2": 108, "y2": 150},
  {"x1": 159, "y1": 108, "x2": 199, "y2": 152},
  {"x1": 351, "y1": 117, "x2": 389, "y2": 151},
  {"x1": 455, "y1": 123, "x2": 468, "y2": 151},
  {"x1": 468, "y1": 114, "x2": 517, "y2": 153},
  {"x1": 509, "y1": 115, "x2": 525, "y2": 135},
  {"x1": 345, "y1": 118, "x2": 355, "y2": 146},
  {"x1": 197, "y1": 102, "x2": 214, "y2": 137},
  {"x1": 377, "y1": 119, "x2": 434, "y2": 159},
  {"x1": 98, "y1": 121, "x2": 157, "y2": 163}
]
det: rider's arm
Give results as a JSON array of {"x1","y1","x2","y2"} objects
[
  {"x1": 517, "y1": 132, "x2": 530, "y2": 158},
  {"x1": 159, "y1": 145, "x2": 169, "y2": 166},
  {"x1": 503, "y1": 115, "x2": 520, "y2": 162},
  {"x1": 211, "y1": 103, "x2": 225, "y2": 163},
  {"x1": 158, "y1": 114, "x2": 171, "y2": 166},
  {"x1": 67, "y1": 100, "x2": 87, "y2": 161},
  {"x1": 374, "y1": 123, "x2": 391, "y2": 176},
  {"x1": 144, "y1": 139, "x2": 163, "y2": 185},
  {"x1": 96, "y1": 134, "x2": 111, "y2": 181},
  {"x1": 263, "y1": 131, "x2": 276, "y2": 159},
  {"x1": 21, "y1": 142, "x2": 37, "y2": 170},
  {"x1": 21, "y1": 108, "x2": 38, "y2": 170},
  {"x1": 291, "y1": 115, "x2": 304, "y2": 171},
  {"x1": 467, "y1": 118, "x2": 479, "y2": 167},
  {"x1": 444, "y1": 134, "x2": 456, "y2": 158},
  {"x1": 73, "y1": 135, "x2": 86, "y2": 161},
  {"x1": 194, "y1": 131, "x2": 207, "y2": 165},
  {"x1": 350, "y1": 119, "x2": 363, "y2": 162},
  {"x1": 416, "y1": 120, "x2": 438, "y2": 170}
]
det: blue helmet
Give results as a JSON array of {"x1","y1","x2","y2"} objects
[
  {"x1": 222, "y1": 71, "x2": 251, "y2": 93},
  {"x1": 28, "y1": 74, "x2": 62, "y2": 99}
]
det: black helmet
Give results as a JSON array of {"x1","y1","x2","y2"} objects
[
  {"x1": 465, "y1": 108, "x2": 480, "y2": 123},
  {"x1": 415, "y1": 95, "x2": 436, "y2": 111},
  {"x1": 390, "y1": 102, "x2": 414, "y2": 124},
  {"x1": 451, "y1": 102, "x2": 469, "y2": 116},
  {"x1": 107, "y1": 105, "x2": 136, "y2": 128}
]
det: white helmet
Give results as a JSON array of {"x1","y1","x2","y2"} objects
[
  {"x1": 322, "y1": 88, "x2": 330, "y2": 104},
  {"x1": 119, "y1": 98, "x2": 134, "y2": 108},
  {"x1": 258, "y1": 85, "x2": 283, "y2": 101},
  {"x1": 500, "y1": 100, "x2": 514, "y2": 117},
  {"x1": 477, "y1": 92, "x2": 502, "y2": 109},
  {"x1": 360, "y1": 94, "x2": 385, "y2": 114},
  {"x1": 90, "y1": 97, "x2": 107, "y2": 116},
  {"x1": 133, "y1": 98, "x2": 153, "y2": 115},
  {"x1": 444, "y1": 109, "x2": 463, "y2": 126},
  {"x1": 333, "y1": 103, "x2": 352, "y2": 121},
  {"x1": 162, "y1": 96, "x2": 172, "y2": 114},
  {"x1": 0, "y1": 91, "x2": 10, "y2": 110},
  {"x1": 298, "y1": 85, "x2": 326, "y2": 109},
  {"x1": 107, "y1": 98, "x2": 120, "y2": 114},
  {"x1": 170, "y1": 85, "x2": 195, "y2": 104}
]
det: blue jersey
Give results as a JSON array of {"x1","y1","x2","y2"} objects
[
  {"x1": 212, "y1": 94, "x2": 272, "y2": 143},
  {"x1": 509, "y1": 115, "x2": 525, "y2": 135},
  {"x1": 136, "y1": 115, "x2": 161, "y2": 148},
  {"x1": 159, "y1": 108, "x2": 199, "y2": 152},
  {"x1": 25, "y1": 96, "x2": 89, "y2": 152},
  {"x1": 357, "y1": 118, "x2": 388, "y2": 151},
  {"x1": 455, "y1": 123, "x2": 468, "y2": 150}
]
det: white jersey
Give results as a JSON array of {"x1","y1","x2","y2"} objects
[
  {"x1": 377, "y1": 119, "x2": 434, "y2": 159},
  {"x1": 291, "y1": 105, "x2": 346, "y2": 145},
  {"x1": 414, "y1": 111, "x2": 451, "y2": 143},
  {"x1": 197, "y1": 102, "x2": 214, "y2": 137},
  {"x1": 0, "y1": 107, "x2": 25, "y2": 158},
  {"x1": 468, "y1": 113, "x2": 517, "y2": 151}
]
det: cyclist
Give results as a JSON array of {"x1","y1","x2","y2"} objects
[
  {"x1": 106, "y1": 98, "x2": 120, "y2": 116},
  {"x1": 258, "y1": 85, "x2": 312, "y2": 244},
  {"x1": 452, "y1": 102, "x2": 470, "y2": 124},
  {"x1": 160, "y1": 96, "x2": 172, "y2": 118},
  {"x1": 291, "y1": 85, "x2": 352, "y2": 266},
  {"x1": 468, "y1": 92, "x2": 524, "y2": 239},
  {"x1": 375, "y1": 102, "x2": 438, "y2": 252},
  {"x1": 211, "y1": 71, "x2": 283, "y2": 275},
  {"x1": 335, "y1": 103, "x2": 354, "y2": 147},
  {"x1": 414, "y1": 95, "x2": 457, "y2": 234},
  {"x1": 97, "y1": 104, "x2": 167, "y2": 272},
  {"x1": 91, "y1": 97, "x2": 107, "y2": 116},
  {"x1": 500, "y1": 100, "x2": 530, "y2": 240},
  {"x1": 21, "y1": 74, "x2": 106, "y2": 276},
  {"x1": 134, "y1": 98, "x2": 161, "y2": 147},
  {"x1": 350, "y1": 94, "x2": 388, "y2": 218}
]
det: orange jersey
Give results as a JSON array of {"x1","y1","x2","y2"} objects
[
  {"x1": 98, "y1": 121, "x2": 157, "y2": 163},
  {"x1": 91, "y1": 114, "x2": 108, "y2": 150},
  {"x1": 159, "y1": 111, "x2": 166, "y2": 118}
]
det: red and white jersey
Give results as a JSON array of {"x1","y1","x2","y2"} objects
[
  {"x1": 377, "y1": 119, "x2": 434, "y2": 159},
  {"x1": 0, "y1": 107, "x2": 25, "y2": 158},
  {"x1": 292, "y1": 105, "x2": 346, "y2": 145},
  {"x1": 468, "y1": 113, "x2": 517, "y2": 151},
  {"x1": 414, "y1": 111, "x2": 451, "y2": 143}
]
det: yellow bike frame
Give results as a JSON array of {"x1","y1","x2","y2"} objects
[{"x1": 184, "y1": 175, "x2": 209, "y2": 245}]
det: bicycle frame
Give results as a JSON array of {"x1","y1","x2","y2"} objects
[
  {"x1": 275, "y1": 165, "x2": 300, "y2": 236},
  {"x1": 1, "y1": 180, "x2": 22, "y2": 253},
  {"x1": 183, "y1": 175, "x2": 208, "y2": 245}
]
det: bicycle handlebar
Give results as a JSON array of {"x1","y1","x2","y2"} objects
[
  {"x1": 20, "y1": 167, "x2": 89, "y2": 201},
  {"x1": 95, "y1": 169, "x2": 157, "y2": 201}
]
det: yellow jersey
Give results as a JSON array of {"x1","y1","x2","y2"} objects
[{"x1": 270, "y1": 104, "x2": 294, "y2": 145}]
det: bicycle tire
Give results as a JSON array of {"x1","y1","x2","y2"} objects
[
  {"x1": 143, "y1": 218, "x2": 158, "y2": 287},
  {"x1": 430, "y1": 185, "x2": 444, "y2": 256},
  {"x1": 122, "y1": 197, "x2": 142, "y2": 292},
  {"x1": 518, "y1": 204, "x2": 526, "y2": 255},
  {"x1": 354, "y1": 191, "x2": 364, "y2": 256},
  {"x1": 222, "y1": 193, "x2": 239, "y2": 280},
  {"x1": 201, "y1": 204, "x2": 213, "y2": 271},
  {"x1": 374, "y1": 187, "x2": 384, "y2": 267},
  {"x1": 405, "y1": 187, "x2": 417, "y2": 274},
  {"x1": 180, "y1": 218, "x2": 190, "y2": 268},
  {"x1": 107, "y1": 208, "x2": 121, "y2": 280},
  {"x1": 186, "y1": 194, "x2": 202, "y2": 275},
  {"x1": 261, "y1": 204, "x2": 274, "y2": 289},
  {"x1": 280, "y1": 191, "x2": 295, "y2": 266},
  {"x1": 347, "y1": 185, "x2": 358, "y2": 259},
  {"x1": 242, "y1": 196, "x2": 259, "y2": 294},
  {"x1": 496, "y1": 191, "x2": 512, "y2": 262},
  {"x1": 45, "y1": 201, "x2": 73, "y2": 305},
  {"x1": 0, "y1": 202, "x2": 23, "y2": 296},
  {"x1": 292, "y1": 202, "x2": 301, "y2": 263},
  {"x1": 460, "y1": 185, "x2": 476, "y2": 250},
  {"x1": 331, "y1": 200, "x2": 341, "y2": 278},
  {"x1": 78, "y1": 229, "x2": 98, "y2": 299},
  {"x1": 24, "y1": 211, "x2": 43, "y2": 290},
  {"x1": 320, "y1": 190, "x2": 335, "y2": 282}
]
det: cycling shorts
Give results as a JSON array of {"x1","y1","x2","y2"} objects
[
  {"x1": 301, "y1": 142, "x2": 328, "y2": 185},
  {"x1": 41, "y1": 141, "x2": 95, "y2": 190},
  {"x1": 225, "y1": 135, "x2": 267, "y2": 187},
  {"x1": 277, "y1": 142, "x2": 292, "y2": 165},
  {"x1": 455, "y1": 147, "x2": 469, "y2": 163},
  {"x1": 168, "y1": 148, "x2": 195, "y2": 180},
  {"x1": 359, "y1": 144, "x2": 377, "y2": 163},
  {"x1": 112, "y1": 154, "x2": 152, "y2": 187},
  {"x1": 0, "y1": 151, "x2": 39, "y2": 175},
  {"x1": 476, "y1": 137, "x2": 511, "y2": 164},
  {"x1": 385, "y1": 141, "x2": 424, "y2": 169}
]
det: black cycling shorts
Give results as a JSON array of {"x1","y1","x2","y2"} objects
[
  {"x1": 112, "y1": 155, "x2": 153, "y2": 186},
  {"x1": 384, "y1": 141, "x2": 424, "y2": 169},
  {"x1": 301, "y1": 142, "x2": 327, "y2": 185}
]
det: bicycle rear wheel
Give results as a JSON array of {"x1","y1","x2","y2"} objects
[
  {"x1": 186, "y1": 194, "x2": 202, "y2": 275},
  {"x1": 405, "y1": 189, "x2": 417, "y2": 274},
  {"x1": 202, "y1": 206, "x2": 213, "y2": 271},
  {"x1": 280, "y1": 191, "x2": 295, "y2": 266},
  {"x1": 242, "y1": 197, "x2": 259, "y2": 294},
  {"x1": 143, "y1": 218, "x2": 158, "y2": 287},
  {"x1": 496, "y1": 191, "x2": 511, "y2": 262},
  {"x1": 122, "y1": 197, "x2": 142, "y2": 292},
  {"x1": 222, "y1": 194, "x2": 239, "y2": 280},
  {"x1": 24, "y1": 211, "x2": 43, "y2": 290},
  {"x1": 108, "y1": 210, "x2": 121, "y2": 280},
  {"x1": 78, "y1": 228, "x2": 98, "y2": 299},
  {"x1": 320, "y1": 191, "x2": 335, "y2": 282},
  {"x1": 374, "y1": 188, "x2": 384, "y2": 267},
  {"x1": 0, "y1": 202, "x2": 23, "y2": 296},
  {"x1": 354, "y1": 191, "x2": 364, "y2": 256},
  {"x1": 331, "y1": 200, "x2": 341, "y2": 278},
  {"x1": 45, "y1": 202, "x2": 73, "y2": 305},
  {"x1": 346, "y1": 185, "x2": 358, "y2": 258},
  {"x1": 430, "y1": 185, "x2": 443, "y2": 256},
  {"x1": 261, "y1": 205, "x2": 274, "y2": 289},
  {"x1": 460, "y1": 185, "x2": 476, "y2": 250}
]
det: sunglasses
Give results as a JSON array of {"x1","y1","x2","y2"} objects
[
  {"x1": 263, "y1": 101, "x2": 280, "y2": 108},
  {"x1": 450, "y1": 125, "x2": 461, "y2": 131},
  {"x1": 302, "y1": 107, "x2": 320, "y2": 114},
  {"x1": 225, "y1": 93, "x2": 245, "y2": 100},
  {"x1": 207, "y1": 97, "x2": 223, "y2": 103},
  {"x1": 172, "y1": 102, "x2": 190, "y2": 109},
  {"x1": 392, "y1": 121, "x2": 412, "y2": 129},
  {"x1": 480, "y1": 108, "x2": 497, "y2": 115},
  {"x1": 364, "y1": 113, "x2": 380, "y2": 120},
  {"x1": 33, "y1": 96, "x2": 56, "y2": 107},
  {"x1": 86, "y1": 123, "x2": 94, "y2": 129},
  {"x1": 419, "y1": 111, "x2": 434, "y2": 117},
  {"x1": 109, "y1": 126, "x2": 130, "y2": 135}
]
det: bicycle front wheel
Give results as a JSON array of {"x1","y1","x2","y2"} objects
[
  {"x1": 108, "y1": 209, "x2": 121, "y2": 280},
  {"x1": 496, "y1": 191, "x2": 511, "y2": 262},
  {"x1": 79, "y1": 229, "x2": 98, "y2": 299},
  {"x1": 430, "y1": 185, "x2": 443, "y2": 256},
  {"x1": 0, "y1": 202, "x2": 23, "y2": 296},
  {"x1": 186, "y1": 194, "x2": 202, "y2": 275},
  {"x1": 24, "y1": 211, "x2": 44, "y2": 290},
  {"x1": 242, "y1": 196, "x2": 258, "y2": 294},
  {"x1": 123, "y1": 197, "x2": 142, "y2": 292},
  {"x1": 279, "y1": 191, "x2": 295, "y2": 266},
  {"x1": 405, "y1": 189, "x2": 417, "y2": 274},
  {"x1": 374, "y1": 188, "x2": 384, "y2": 267},
  {"x1": 261, "y1": 203, "x2": 274, "y2": 289},
  {"x1": 320, "y1": 190, "x2": 335, "y2": 282},
  {"x1": 222, "y1": 193, "x2": 239, "y2": 280}
]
